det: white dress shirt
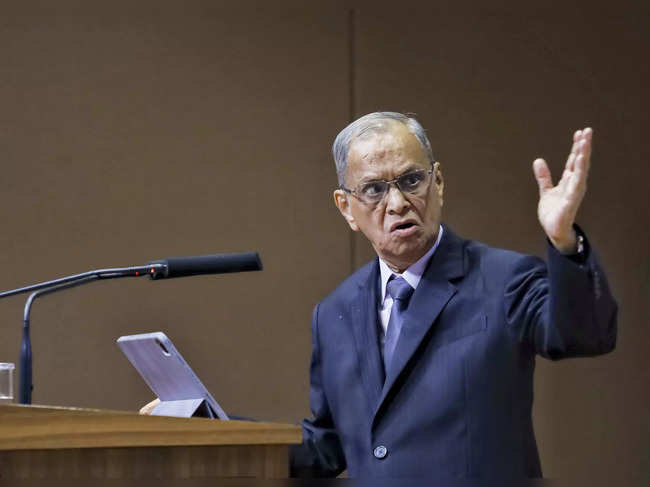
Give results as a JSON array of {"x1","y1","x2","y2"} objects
[{"x1": 378, "y1": 225, "x2": 444, "y2": 337}]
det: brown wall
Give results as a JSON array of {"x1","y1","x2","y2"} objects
[{"x1": 0, "y1": 1, "x2": 647, "y2": 484}]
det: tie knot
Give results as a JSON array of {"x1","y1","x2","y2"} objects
[{"x1": 386, "y1": 276, "x2": 414, "y2": 302}]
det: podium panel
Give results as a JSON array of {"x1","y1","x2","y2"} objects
[{"x1": 0, "y1": 404, "x2": 301, "y2": 480}]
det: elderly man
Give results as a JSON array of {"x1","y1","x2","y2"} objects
[{"x1": 289, "y1": 112, "x2": 617, "y2": 478}]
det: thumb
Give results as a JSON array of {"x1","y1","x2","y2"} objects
[{"x1": 532, "y1": 158, "x2": 553, "y2": 196}]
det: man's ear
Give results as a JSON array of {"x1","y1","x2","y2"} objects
[
  {"x1": 433, "y1": 161, "x2": 444, "y2": 206},
  {"x1": 333, "y1": 189, "x2": 359, "y2": 231}
]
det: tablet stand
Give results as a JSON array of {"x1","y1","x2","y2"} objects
[{"x1": 152, "y1": 398, "x2": 219, "y2": 418}]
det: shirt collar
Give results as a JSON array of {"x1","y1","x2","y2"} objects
[{"x1": 379, "y1": 224, "x2": 444, "y2": 303}]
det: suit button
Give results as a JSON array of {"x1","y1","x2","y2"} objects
[{"x1": 373, "y1": 445, "x2": 388, "y2": 459}]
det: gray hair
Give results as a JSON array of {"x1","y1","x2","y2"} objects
[{"x1": 332, "y1": 112, "x2": 434, "y2": 186}]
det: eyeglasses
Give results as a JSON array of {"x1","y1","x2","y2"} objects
[{"x1": 340, "y1": 163, "x2": 434, "y2": 205}]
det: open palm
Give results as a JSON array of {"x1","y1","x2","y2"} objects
[{"x1": 533, "y1": 128, "x2": 592, "y2": 253}]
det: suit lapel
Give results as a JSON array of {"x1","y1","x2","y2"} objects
[
  {"x1": 372, "y1": 227, "x2": 466, "y2": 425},
  {"x1": 349, "y1": 260, "x2": 385, "y2": 413}
]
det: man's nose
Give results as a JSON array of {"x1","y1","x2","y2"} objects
[{"x1": 385, "y1": 183, "x2": 409, "y2": 213}]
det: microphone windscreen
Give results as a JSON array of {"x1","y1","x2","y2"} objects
[{"x1": 149, "y1": 252, "x2": 262, "y2": 279}]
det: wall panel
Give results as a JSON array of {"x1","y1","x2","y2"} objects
[
  {"x1": 0, "y1": 3, "x2": 350, "y2": 422},
  {"x1": 353, "y1": 2, "x2": 649, "y2": 483}
]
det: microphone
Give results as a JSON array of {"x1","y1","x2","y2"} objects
[
  {"x1": 0, "y1": 250, "x2": 263, "y2": 405},
  {"x1": 147, "y1": 252, "x2": 263, "y2": 280}
]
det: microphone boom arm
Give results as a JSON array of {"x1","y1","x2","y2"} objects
[
  {"x1": 20, "y1": 275, "x2": 100, "y2": 404},
  {"x1": 0, "y1": 264, "x2": 166, "y2": 300}
]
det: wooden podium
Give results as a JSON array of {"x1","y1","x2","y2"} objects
[{"x1": 0, "y1": 403, "x2": 301, "y2": 480}]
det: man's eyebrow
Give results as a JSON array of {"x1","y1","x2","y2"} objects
[
  {"x1": 358, "y1": 174, "x2": 384, "y2": 183},
  {"x1": 400, "y1": 164, "x2": 425, "y2": 173},
  {"x1": 357, "y1": 164, "x2": 424, "y2": 183},
  {"x1": 358, "y1": 173, "x2": 399, "y2": 184}
]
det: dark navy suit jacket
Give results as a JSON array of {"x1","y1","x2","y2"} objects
[{"x1": 291, "y1": 226, "x2": 618, "y2": 478}]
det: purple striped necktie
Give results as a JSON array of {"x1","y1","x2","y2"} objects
[{"x1": 383, "y1": 276, "x2": 414, "y2": 372}]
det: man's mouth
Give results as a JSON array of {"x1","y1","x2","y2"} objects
[
  {"x1": 395, "y1": 223, "x2": 415, "y2": 230},
  {"x1": 390, "y1": 220, "x2": 418, "y2": 234}
]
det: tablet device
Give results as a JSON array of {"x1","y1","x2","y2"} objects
[{"x1": 117, "y1": 331, "x2": 228, "y2": 419}]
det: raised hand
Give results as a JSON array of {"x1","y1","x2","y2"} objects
[{"x1": 532, "y1": 128, "x2": 592, "y2": 254}]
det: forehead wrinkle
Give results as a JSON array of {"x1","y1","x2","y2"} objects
[{"x1": 356, "y1": 140, "x2": 405, "y2": 163}]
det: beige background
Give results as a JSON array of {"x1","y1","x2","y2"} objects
[{"x1": 0, "y1": 1, "x2": 647, "y2": 484}]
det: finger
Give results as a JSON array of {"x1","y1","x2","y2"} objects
[
  {"x1": 558, "y1": 165, "x2": 572, "y2": 191},
  {"x1": 533, "y1": 158, "x2": 554, "y2": 195},
  {"x1": 577, "y1": 139, "x2": 591, "y2": 173},
  {"x1": 573, "y1": 139, "x2": 591, "y2": 179},
  {"x1": 566, "y1": 153, "x2": 588, "y2": 198},
  {"x1": 565, "y1": 151, "x2": 576, "y2": 173},
  {"x1": 581, "y1": 127, "x2": 593, "y2": 165},
  {"x1": 571, "y1": 130, "x2": 582, "y2": 154},
  {"x1": 139, "y1": 398, "x2": 160, "y2": 415},
  {"x1": 574, "y1": 150, "x2": 590, "y2": 182},
  {"x1": 567, "y1": 130, "x2": 582, "y2": 170}
]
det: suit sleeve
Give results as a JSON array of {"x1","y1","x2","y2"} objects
[
  {"x1": 504, "y1": 229, "x2": 618, "y2": 360},
  {"x1": 289, "y1": 303, "x2": 347, "y2": 477}
]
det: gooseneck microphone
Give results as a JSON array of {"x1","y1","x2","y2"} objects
[
  {"x1": 0, "y1": 252, "x2": 263, "y2": 299},
  {"x1": 147, "y1": 252, "x2": 262, "y2": 279},
  {"x1": 0, "y1": 251, "x2": 262, "y2": 405}
]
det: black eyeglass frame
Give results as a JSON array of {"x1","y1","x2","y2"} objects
[{"x1": 339, "y1": 162, "x2": 435, "y2": 205}]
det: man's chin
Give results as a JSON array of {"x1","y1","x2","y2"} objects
[{"x1": 390, "y1": 230, "x2": 425, "y2": 250}]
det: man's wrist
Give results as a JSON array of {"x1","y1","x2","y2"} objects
[
  {"x1": 549, "y1": 228, "x2": 579, "y2": 255},
  {"x1": 548, "y1": 225, "x2": 589, "y2": 265}
]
